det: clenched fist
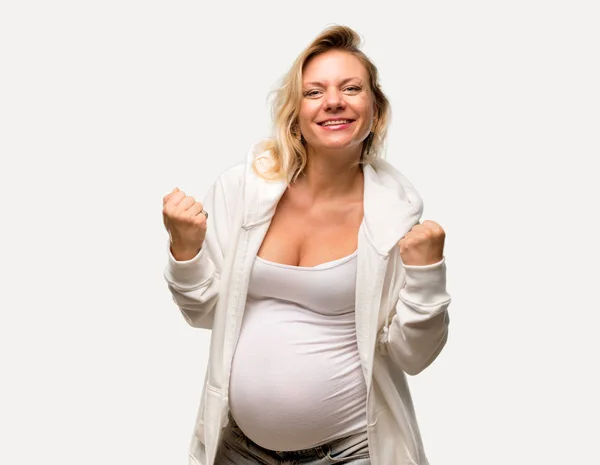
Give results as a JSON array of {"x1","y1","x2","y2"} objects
[
  {"x1": 163, "y1": 187, "x2": 208, "y2": 261},
  {"x1": 399, "y1": 220, "x2": 446, "y2": 266}
]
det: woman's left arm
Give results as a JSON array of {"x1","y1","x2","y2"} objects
[{"x1": 376, "y1": 220, "x2": 452, "y2": 376}]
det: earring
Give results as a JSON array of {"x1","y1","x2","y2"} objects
[
  {"x1": 292, "y1": 123, "x2": 301, "y2": 139},
  {"x1": 293, "y1": 124, "x2": 306, "y2": 145},
  {"x1": 364, "y1": 131, "x2": 375, "y2": 155}
]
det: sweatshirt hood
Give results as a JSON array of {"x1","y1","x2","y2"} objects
[{"x1": 242, "y1": 141, "x2": 424, "y2": 255}]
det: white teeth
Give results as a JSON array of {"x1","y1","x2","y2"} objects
[{"x1": 321, "y1": 120, "x2": 351, "y2": 126}]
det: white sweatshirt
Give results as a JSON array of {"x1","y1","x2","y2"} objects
[{"x1": 164, "y1": 141, "x2": 451, "y2": 465}]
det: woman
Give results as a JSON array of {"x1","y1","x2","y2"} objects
[{"x1": 163, "y1": 25, "x2": 451, "y2": 465}]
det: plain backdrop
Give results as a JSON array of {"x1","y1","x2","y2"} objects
[{"x1": 1, "y1": 1, "x2": 599, "y2": 464}]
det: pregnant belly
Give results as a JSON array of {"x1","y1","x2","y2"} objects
[{"x1": 228, "y1": 305, "x2": 367, "y2": 451}]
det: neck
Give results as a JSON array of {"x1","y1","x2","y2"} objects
[{"x1": 294, "y1": 144, "x2": 364, "y2": 201}]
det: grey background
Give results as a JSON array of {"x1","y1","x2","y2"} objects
[{"x1": 1, "y1": 1, "x2": 599, "y2": 464}]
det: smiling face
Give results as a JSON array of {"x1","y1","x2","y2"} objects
[{"x1": 298, "y1": 49, "x2": 376, "y2": 156}]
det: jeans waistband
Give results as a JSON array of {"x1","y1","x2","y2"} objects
[{"x1": 226, "y1": 410, "x2": 367, "y2": 460}]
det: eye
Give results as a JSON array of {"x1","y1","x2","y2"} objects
[
  {"x1": 303, "y1": 90, "x2": 321, "y2": 97},
  {"x1": 345, "y1": 86, "x2": 361, "y2": 93}
]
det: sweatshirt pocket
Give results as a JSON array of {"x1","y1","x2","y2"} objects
[{"x1": 372, "y1": 408, "x2": 418, "y2": 465}]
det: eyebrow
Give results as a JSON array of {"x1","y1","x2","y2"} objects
[{"x1": 303, "y1": 77, "x2": 363, "y2": 87}]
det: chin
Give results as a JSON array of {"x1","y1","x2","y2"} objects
[
  {"x1": 322, "y1": 141, "x2": 359, "y2": 152},
  {"x1": 314, "y1": 136, "x2": 355, "y2": 148}
]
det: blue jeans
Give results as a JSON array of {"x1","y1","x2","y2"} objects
[{"x1": 214, "y1": 411, "x2": 371, "y2": 464}]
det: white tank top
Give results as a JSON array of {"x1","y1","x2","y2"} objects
[{"x1": 228, "y1": 250, "x2": 368, "y2": 452}]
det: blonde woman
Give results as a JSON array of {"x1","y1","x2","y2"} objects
[{"x1": 163, "y1": 25, "x2": 451, "y2": 465}]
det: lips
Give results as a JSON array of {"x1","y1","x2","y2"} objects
[{"x1": 317, "y1": 119, "x2": 355, "y2": 126}]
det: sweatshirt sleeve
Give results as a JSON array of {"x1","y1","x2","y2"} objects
[
  {"x1": 163, "y1": 173, "x2": 235, "y2": 329},
  {"x1": 376, "y1": 257, "x2": 451, "y2": 376}
]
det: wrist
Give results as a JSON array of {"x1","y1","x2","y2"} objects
[{"x1": 170, "y1": 244, "x2": 202, "y2": 262}]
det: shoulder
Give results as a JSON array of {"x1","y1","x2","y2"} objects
[
  {"x1": 368, "y1": 157, "x2": 418, "y2": 191},
  {"x1": 212, "y1": 139, "x2": 273, "y2": 201},
  {"x1": 222, "y1": 139, "x2": 273, "y2": 179},
  {"x1": 207, "y1": 163, "x2": 244, "y2": 213},
  {"x1": 216, "y1": 161, "x2": 245, "y2": 189}
]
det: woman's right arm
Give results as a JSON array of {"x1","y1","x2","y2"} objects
[{"x1": 163, "y1": 170, "x2": 238, "y2": 329}]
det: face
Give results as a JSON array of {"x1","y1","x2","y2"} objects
[{"x1": 298, "y1": 50, "x2": 376, "y2": 155}]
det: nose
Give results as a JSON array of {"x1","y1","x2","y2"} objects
[{"x1": 323, "y1": 88, "x2": 346, "y2": 111}]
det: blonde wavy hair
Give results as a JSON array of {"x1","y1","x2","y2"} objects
[{"x1": 255, "y1": 25, "x2": 391, "y2": 182}]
